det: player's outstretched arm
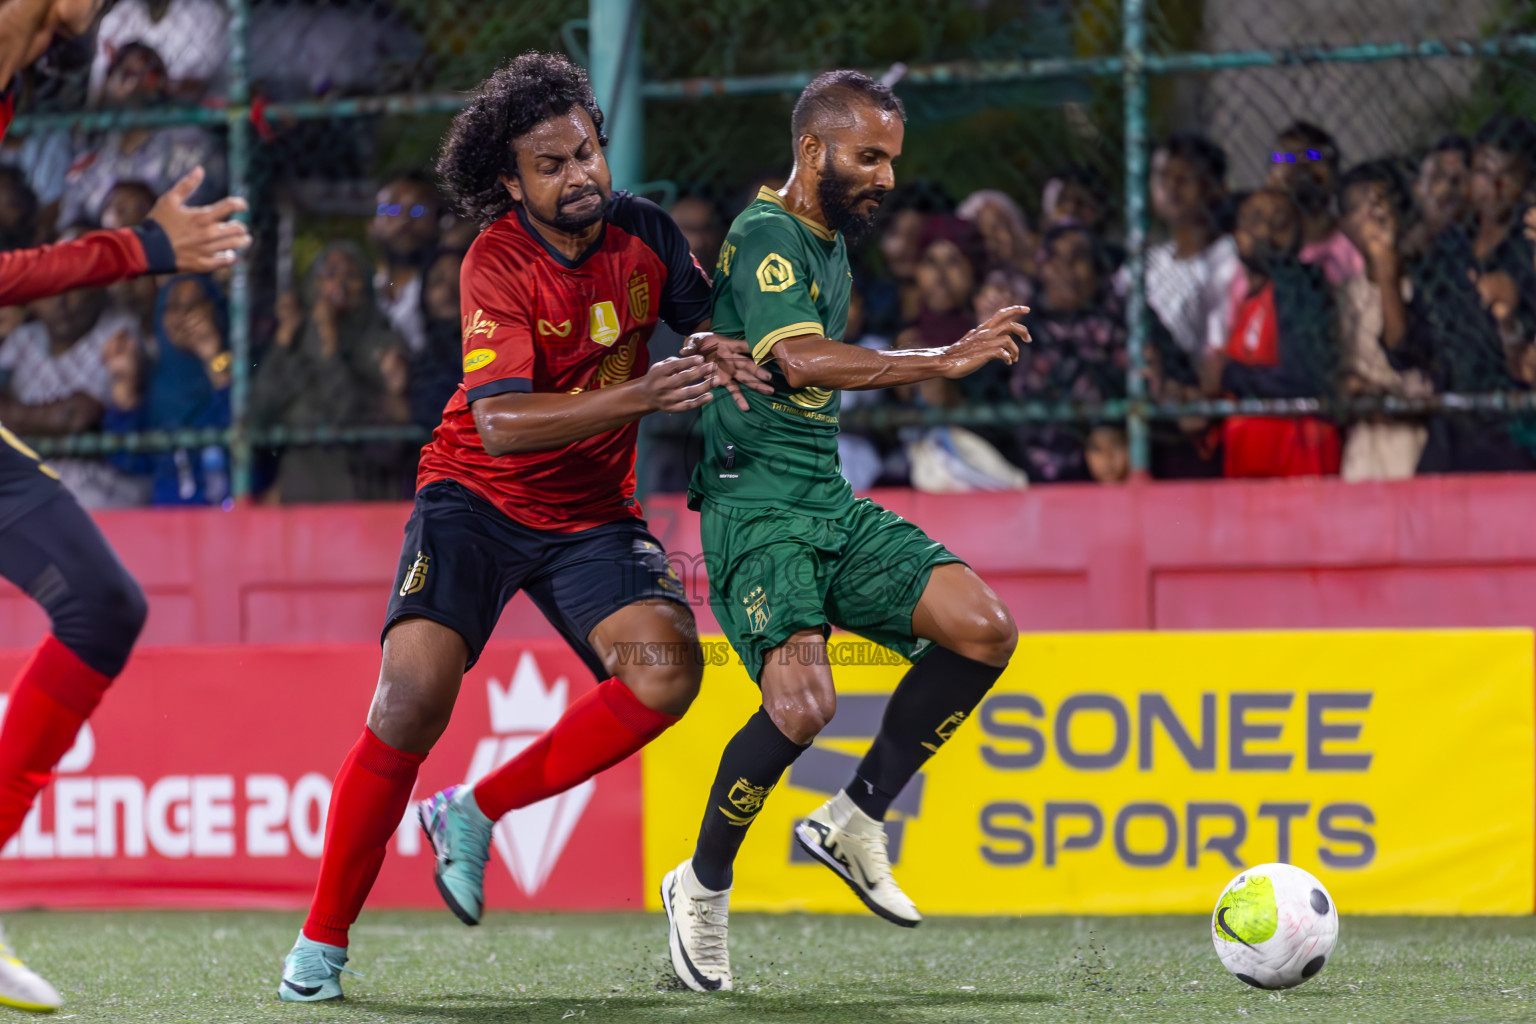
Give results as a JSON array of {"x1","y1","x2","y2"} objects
[
  {"x1": 472, "y1": 355, "x2": 718, "y2": 456},
  {"x1": 771, "y1": 305, "x2": 1030, "y2": 392},
  {"x1": 0, "y1": 167, "x2": 250, "y2": 308}
]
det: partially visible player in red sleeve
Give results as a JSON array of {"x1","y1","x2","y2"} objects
[
  {"x1": 0, "y1": 1, "x2": 254, "y2": 1011},
  {"x1": 0, "y1": 167, "x2": 250, "y2": 304},
  {"x1": 0, "y1": 2, "x2": 251, "y2": 302}
]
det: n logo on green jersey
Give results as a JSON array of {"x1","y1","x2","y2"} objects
[{"x1": 756, "y1": 253, "x2": 796, "y2": 292}]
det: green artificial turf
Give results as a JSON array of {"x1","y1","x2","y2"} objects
[{"x1": 7, "y1": 910, "x2": 1535, "y2": 1023}]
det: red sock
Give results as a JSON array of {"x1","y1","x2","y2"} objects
[
  {"x1": 302, "y1": 728, "x2": 426, "y2": 947},
  {"x1": 472, "y1": 678, "x2": 678, "y2": 821},
  {"x1": 0, "y1": 635, "x2": 113, "y2": 847}
]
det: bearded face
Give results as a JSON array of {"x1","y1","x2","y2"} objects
[{"x1": 817, "y1": 147, "x2": 887, "y2": 243}]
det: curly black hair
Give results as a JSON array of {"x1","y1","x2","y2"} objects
[{"x1": 437, "y1": 51, "x2": 607, "y2": 228}]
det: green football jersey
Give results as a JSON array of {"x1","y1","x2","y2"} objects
[{"x1": 687, "y1": 187, "x2": 855, "y2": 516}]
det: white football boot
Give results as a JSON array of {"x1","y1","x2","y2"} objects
[
  {"x1": 794, "y1": 789, "x2": 922, "y2": 927},
  {"x1": 661, "y1": 860, "x2": 732, "y2": 992},
  {"x1": 0, "y1": 923, "x2": 61, "y2": 1012}
]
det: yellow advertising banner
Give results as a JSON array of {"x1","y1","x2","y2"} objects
[{"x1": 642, "y1": 631, "x2": 1534, "y2": 915}]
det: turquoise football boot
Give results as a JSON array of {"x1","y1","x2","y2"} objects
[{"x1": 418, "y1": 784, "x2": 494, "y2": 925}]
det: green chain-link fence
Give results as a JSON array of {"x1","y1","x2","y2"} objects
[{"x1": 4, "y1": 0, "x2": 1536, "y2": 499}]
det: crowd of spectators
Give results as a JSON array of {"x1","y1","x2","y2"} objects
[
  {"x1": 759, "y1": 112, "x2": 1536, "y2": 492},
  {"x1": 6, "y1": 14, "x2": 1536, "y2": 504}
]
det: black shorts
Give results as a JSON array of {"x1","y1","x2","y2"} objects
[
  {"x1": 383, "y1": 480, "x2": 689, "y2": 678},
  {"x1": 0, "y1": 429, "x2": 63, "y2": 534}
]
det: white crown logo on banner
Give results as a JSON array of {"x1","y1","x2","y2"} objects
[
  {"x1": 465, "y1": 653, "x2": 592, "y2": 896},
  {"x1": 486, "y1": 654, "x2": 569, "y2": 734}
]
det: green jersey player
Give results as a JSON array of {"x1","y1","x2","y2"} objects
[{"x1": 664, "y1": 70, "x2": 1029, "y2": 992}]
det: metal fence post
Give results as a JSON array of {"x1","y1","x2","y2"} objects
[
  {"x1": 590, "y1": 0, "x2": 649, "y2": 497},
  {"x1": 589, "y1": 0, "x2": 643, "y2": 191},
  {"x1": 226, "y1": 0, "x2": 253, "y2": 500},
  {"x1": 1122, "y1": 0, "x2": 1150, "y2": 478}
]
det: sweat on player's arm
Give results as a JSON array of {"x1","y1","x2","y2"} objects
[
  {"x1": 687, "y1": 304, "x2": 1030, "y2": 393},
  {"x1": 470, "y1": 354, "x2": 719, "y2": 456}
]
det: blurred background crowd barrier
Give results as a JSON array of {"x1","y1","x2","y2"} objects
[{"x1": 4, "y1": 0, "x2": 1536, "y2": 506}]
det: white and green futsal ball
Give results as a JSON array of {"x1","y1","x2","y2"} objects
[{"x1": 1211, "y1": 863, "x2": 1339, "y2": 989}]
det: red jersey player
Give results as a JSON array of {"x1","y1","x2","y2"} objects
[
  {"x1": 278, "y1": 52, "x2": 768, "y2": 1001},
  {"x1": 0, "y1": 0, "x2": 250, "y2": 1012}
]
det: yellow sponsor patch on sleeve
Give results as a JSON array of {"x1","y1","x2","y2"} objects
[
  {"x1": 463, "y1": 348, "x2": 497, "y2": 372},
  {"x1": 756, "y1": 253, "x2": 796, "y2": 292}
]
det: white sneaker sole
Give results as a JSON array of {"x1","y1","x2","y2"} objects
[
  {"x1": 661, "y1": 869, "x2": 728, "y2": 992},
  {"x1": 793, "y1": 819, "x2": 922, "y2": 928}
]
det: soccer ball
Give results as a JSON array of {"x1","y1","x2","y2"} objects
[{"x1": 1211, "y1": 863, "x2": 1339, "y2": 989}]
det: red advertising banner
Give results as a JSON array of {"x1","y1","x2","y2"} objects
[{"x1": 0, "y1": 642, "x2": 644, "y2": 911}]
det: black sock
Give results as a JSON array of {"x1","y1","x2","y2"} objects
[
  {"x1": 848, "y1": 646, "x2": 1004, "y2": 821},
  {"x1": 691, "y1": 707, "x2": 808, "y2": 891}
]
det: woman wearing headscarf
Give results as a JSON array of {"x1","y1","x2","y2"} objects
[
  {"x1": 252, "y1": 240, "x2": 411, "y2": 502},
  {"x1": 102, "y1": 273, "x2": 233, "y2": 505},
  {"x1": 957, "y1": 188, "x2": 1037, "y2": 305},
  {"x1": 893, "y1": 215, "x2": 1029, "y2": 491}
]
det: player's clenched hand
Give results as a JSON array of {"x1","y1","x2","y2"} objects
[
  {"x1": 682, "y1": 332, "x2": 773, "y2": 412},
  {"x1": 149, "y1": 167, "x2": 253, "y2": 273},
  {"x1": 641, "y1": 354, "x2": 718, "y2": 413},
  {"x1": 941, "y1": 304, "x2": 1030, "y2": 380}
]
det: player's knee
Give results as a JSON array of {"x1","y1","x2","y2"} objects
[
  {"x1": 952, "y1": 599, "x2": 1017, "y2": 668},
  {"x1": 619, "y1": 660, "x2": 701, "y2": 718},
  {"x1": 51, "y1": 566, "x2": 146, "y2": 680},
  {"x1": 367, "y1": 675, "x2": 455, "y2": 753},
  {"x1": 765, "y1": 688, "x2": 835, "y2": 745}
]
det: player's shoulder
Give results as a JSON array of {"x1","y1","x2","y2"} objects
[
  {"x1": 463, "y1": 214, "x2": 538, "y2": 277},
  {"x1": 604, "y1": 191, "x2": 684, "y2": 252},
  {"x1": 729, "y1": 193, "x2": 796, "y2": 234},
  {"x1": 726, "y1": 194, "x2": 812, "y2": 254}
]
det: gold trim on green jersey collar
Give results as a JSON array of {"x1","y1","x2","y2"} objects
[{"x1": 756, "y1": 187, "x2": 837, "y2": 242}]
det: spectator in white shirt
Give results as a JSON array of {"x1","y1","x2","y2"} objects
[
  {"x1": 0, "y1": 266, "x2": 148, "y2": 506},
  {"x1": 62, "y1": 42, "x2": 224, "y2": 227},
  {"x1": 1144, "y1": 133, "x2": 1239, "y2": 357},
  {"x1": 88, "y1": 0, "x2": 230, "y2": 102}
]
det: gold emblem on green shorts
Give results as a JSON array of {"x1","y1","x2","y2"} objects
[
  {"x1": 742, "y1": 585, "x2": 771, "y2": 632},
  {"x1": 921, "y1": 710, "x2": 969, "y2": 753},
  {"x1": 399, "y1": 551, "x2": 430, "y2": 596},
  {"x1": 720, "y1": 778, "x2": 774, "y2": 826}
]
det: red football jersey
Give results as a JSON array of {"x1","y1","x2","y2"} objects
[
  {"x1": 0, "y1": 83, "x2": 13, "y2": 142},
  {"x1": 416, "y1": 193, "x2": 712, "y2": 532}
]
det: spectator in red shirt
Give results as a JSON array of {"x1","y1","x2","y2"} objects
[{"x1": 1202, "y1": 188, "x2": 1340, "y2": 478}]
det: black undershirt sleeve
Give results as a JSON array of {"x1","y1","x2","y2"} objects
[{"x1": 608, "y1": 193, "x2": 713, "y2": 335}]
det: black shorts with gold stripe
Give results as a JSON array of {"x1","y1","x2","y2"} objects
[
  {"x1": 382, "y1": 479, "x2": 689, "y2": 677},
  {"x1": 0, "y1": 426, "x2": 63, "y2": 534}
]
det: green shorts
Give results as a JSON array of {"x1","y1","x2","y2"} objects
[{"x1": 701, "y1": 497, "x2": 964, "y2": 683}]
